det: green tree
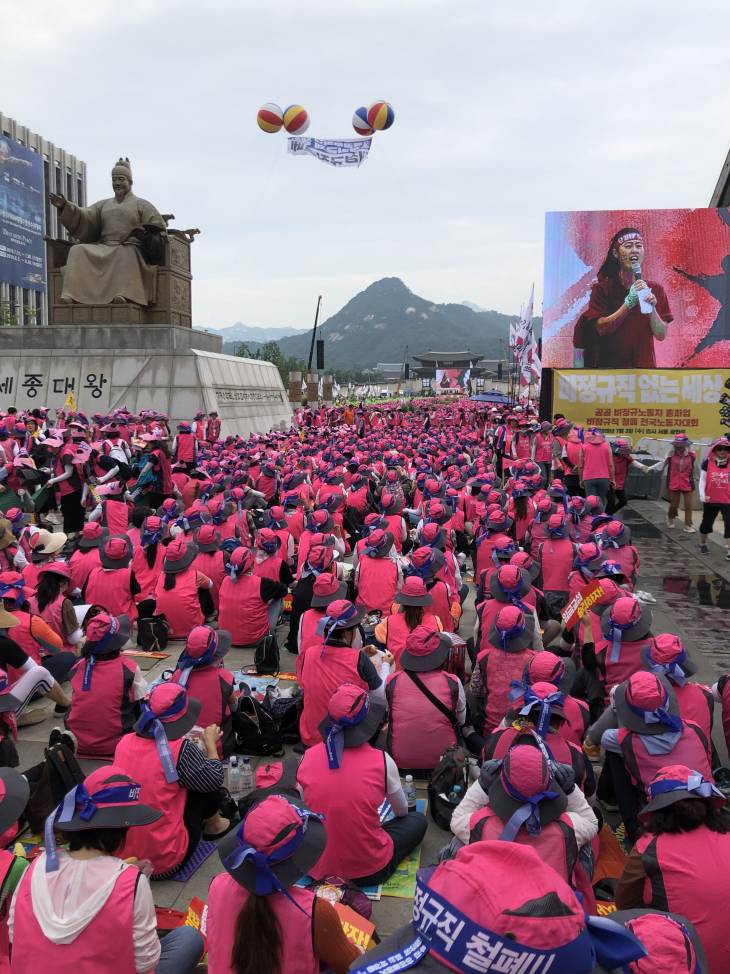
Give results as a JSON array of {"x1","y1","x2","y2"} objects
[
  {"x1": 0, "y1": 301, "x2": 37, "y2": 327},
  {"x1": 234, "y1": 341, "x2": 253, "y2": 359}
]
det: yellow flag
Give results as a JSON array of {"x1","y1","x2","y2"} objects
[{"x1": 64, "y1": 391, "x2": 77, "y2": 413}]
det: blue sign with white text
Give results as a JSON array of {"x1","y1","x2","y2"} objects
[{"x1": 0, "y1": 136, "x2": 46, "y2": 291}]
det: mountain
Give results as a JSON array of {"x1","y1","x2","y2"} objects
[
  {"x1": 461, "y1": 300, "x2": 487, "y2": 313},
  {"x1": 196, "y1": 322, "x2": 307, "y2": 343},
  {"x1": 276, "y1": 277, "x2": 541, "y2": 370}
]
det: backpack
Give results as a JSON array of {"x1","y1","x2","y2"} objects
[
  {"x1": 255, "y1": 632, "x2": 280, "y2": 675},
  {"x1": 232, "y1": 692, "x2": 285, "y2": 757},
  {"x1": 262, "y1": 687, "x2": 303, "y2": 744},
  {"x1": 25, "y1": 743, "x2": 85, "y2": 834},
  {"x1": 137, "y1": 614, "x2": 170, "y2": 651},
  {"x1": 427, "y1": 744, "x2": 470, "y2": 831}
]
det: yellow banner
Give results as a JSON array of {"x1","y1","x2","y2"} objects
[{"x1": 552, "y1": 369, "x2": 730, "y2": 441}]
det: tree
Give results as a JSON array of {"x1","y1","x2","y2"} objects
[
  {"x1": 0, "y1": 301, "x2": 37, "y2": 327},
  {"x1": 234, "y1": 341, "x2": 253, "y2": 359}
]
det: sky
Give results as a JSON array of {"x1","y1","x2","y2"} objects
[{"x1": 5, "y1": 0, "x2": 730, "y2": 330}]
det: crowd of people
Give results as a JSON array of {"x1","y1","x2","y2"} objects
[{"x1": 0, "y1": 396, "x2": 728, "y2": 972}]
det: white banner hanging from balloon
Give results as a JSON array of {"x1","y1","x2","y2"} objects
[{"x1": 287, "y1": 137, "x2": 372, "y2": 168}]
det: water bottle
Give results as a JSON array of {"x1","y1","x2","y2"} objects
[
  {"x1": 227, "y1": 756, "x2": 243, "y2": 800},
  {"x1": 447, "y1": 784, "x2": 463, "y2": 805},
  {"x1": 405, "y1": 774, "x2": 417, "y2": 812},
  {"x1": 239, "y1": 756, "x2": 255, "y2": 796}
]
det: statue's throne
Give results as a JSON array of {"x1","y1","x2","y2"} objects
[{"x1": 45, "y1": 219, "x2": 198, "y2": 328}]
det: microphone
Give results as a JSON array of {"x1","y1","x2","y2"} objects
[{"x1": 631, "y1": 259, "x2": 642, "y2": 281}]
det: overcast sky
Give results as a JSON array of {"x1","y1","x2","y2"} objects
[{"x1": 5, "y1": 1, "x2": 730, "y2": 329}]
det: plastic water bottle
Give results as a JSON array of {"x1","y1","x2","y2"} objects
[
  {"x1": 239, "y1": 756, "x2": 254, "y2": 796},
  {"x1": 227, "y1": 756, "x2": 243, "y2": 800},
  {"x1": 405, "y1": 775, "x2": 417, "y2": 812},
  {"x1": 447, "y1": 784, "x2": 463, "y2": 805}
]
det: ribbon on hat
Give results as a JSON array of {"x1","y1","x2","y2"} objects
[
  {"x1": 175, "y1": 631, "x2": 219, "y2": 687},
  {"x1": 519, "y1": 686, "x2": 565, "y2": 739},
  {"x1": 316, "y1": 602, "x2": 359, "y2": 647},
  {"x1": 324, "y1": 694, "x2": 369, "y2": 769},
  {"x1": 625, "y1": 686, "x2": 683, "y2": 734},
  {"x1": 223, "y1": 803, "x2": 324, "y2": 914},
  {"x1": 141, "y1": 526, "x2": 162, "y2": 547},
  {"x1": 497, "y1": 618, "x2": 526, "y2": 650},
  {"x1": 172, "y1": 516, "x2": 191, "y2": 534},
  {"x1": 644, "y1": 645, "x2": 688, "y2": 687},
  {"x1": 136, "y1": 694, "x2": 188, "y2": 783},
  {"x1": 498, "y1": 768, "x2": 560, "y2": 841},
  {"x1": 0, "y1": 579, "x2": 25, "y2": 601},
  {"x1": 648, "y1": 773, "x2": 725, "y2": 803},
  {"x1": 44, "y1": 780, "x2": 142, "y2": 872},
  {"x1": 82, "y1": 616, "x2": 121, "y2": 691},
  {"x1": 607, "y1": 615, "x2": 637, "y2": 663},
  {"x1": 497, "y1": 576, "x2": 531, "y2": 613}
]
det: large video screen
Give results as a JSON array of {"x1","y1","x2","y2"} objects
[
  {"x1": 542, "y1": 208, "x2": 730, "y2": 370},
  {"x1": 0, "y1": 135, "x2": 46, "y2": 292}
]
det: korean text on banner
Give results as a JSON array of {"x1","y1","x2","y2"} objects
[
  {"x1": 553, "y1": 369, "x2": 730, "y2": 440},
  {"x1": 561, "y1": 579, "x2": 606, "y2": 630}
]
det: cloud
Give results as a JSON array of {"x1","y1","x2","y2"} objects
[{"x1": 4, "y1": 0, "x2": 730, "y2": 327}]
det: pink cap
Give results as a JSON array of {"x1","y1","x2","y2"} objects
[
  {"x1": 624, "y1": 913, "x2": 698, "y2": 973},
  {"x1": 185, "y1": 625, "x2": 219, "y2": 659},
  {"x1": 312, "y1": 573, "x2": 340, "y2": 598},
  {"x1": 421, "y1": 522, "x2": 443, "y2": 545},
  {"x1": 85, "y1": 612, "x2": 120, "y2": 644},
  {"x1": 594, "y1": 577, "x2": 622, "y2": 606},
  {"x1": 103, "y1": 537, "x2": 131, "y2": 562},
  {"x1": 547, "y1": 512, "x2": 565, "y2": 532},
  {"x1": 307, "y1": 545, "x2": 334, "y2": 570},
  {"x1": 528, "y1": 652, "x2": 565, "y2": 685},
  {"x1": 605, "y1": 520, "x2": 625, "y2": 538},
  {"x1": 147, "y1": 682, "x2": 189, "y2": 720},
  {"x1": 39, "y1": 561, "x2": 71, "y2": 580},
  {"x1": 495, "y1": 604, "x2": 524, "y2": 632},
  {"x1": 496, "y1": 564, "x2": 523, "y2": 590},
  {"x1": 611, "y1": 596, "x2": 643, "y2": 627},
  {"x1": 651, "y1": 633, "x2": 684, "y2": 665},
  {"x1": 196, "y1": 523, "x2": 218, "y2": 546},
  {"x1": 81, "y1": 522, "x2": 104, "y2": 541},
  {"x1": 501, "y1": 744, "x2": 552, "y2": 799},
  {"x1": 230, "y1": 547, "x2": 253, "y2": 572},
  {"x1": 241, "y1": 796, "x2": 305, "y2": 854},
  {"x1": 403, "y1": 626, "x2": 445, "y2": 659},
  {"x1": 327, "y1": 683, "x2": 369, "y2": 724},
  {"x1": 255, "y1": 762, "x2": 285, "y2": 789},
  {"x1": 165, "y1": 537, "x2": 190, "y2": 563}
]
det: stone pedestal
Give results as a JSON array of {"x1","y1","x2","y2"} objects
[{"x1": 0, "y1": 325, "x2": 292, "y2": 437}]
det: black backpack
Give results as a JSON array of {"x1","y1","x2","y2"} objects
[
  {"x1": 137, "y1": 615, "x2": 170, "y2": 652},
  {"x1": 262, "y1": 687, "x2": 303, "y2": 744},
  {"x1": 427, "y1": 745, "x2": 470, "y2": 831},
  {"x1": 26, "y1": 743, "x2": 85, "y2": 834},
  {"x1": 232, "y1": 692, "x2": 285, "y2": 757},
  {"x1": 255, "y1": 633, "x2": 280, "y2": 675}
]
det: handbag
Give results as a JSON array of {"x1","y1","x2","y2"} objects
[
  {"x1": 232, "y1": 692, "x2": 285, "y2": 757},
  {"x1": 255, "y1": 632, "x2": 280, "y2": 675},
  {"x1": 137, "y1": 614, "x2": 170, "y2": 651}
]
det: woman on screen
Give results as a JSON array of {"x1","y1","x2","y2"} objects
[{"x1": 573, "y1": 227, "x2": 672, "y2": 368}]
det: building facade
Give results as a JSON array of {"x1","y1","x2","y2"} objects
[{"x1": 0, "y1": 112, "x2": 86, "y2": 326}]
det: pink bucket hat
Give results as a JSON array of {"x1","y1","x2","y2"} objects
[
  {"x1": 310, "y1": 572, "x2": 347, "y2": 607},
  {"x1": 614, "y1": 672, "x2": 682, "y2": 735},
  {"x1": 621, "y1": 912, "x2": 702, "y2": 973},
  {"x1": 162, "y1": 536, "x2": 198, "y2": 573},
  {"x1": 487, "y1": 604, "x2": 533, "y2": 653},
  {"x1": 394, "y1": 576, "x2": 433, "y2": 607},
  {"x1": 79, "y1": 521, "x2": 105, "y2": 550},
  {"x1": 99, "y1": 535, "x2": 133, "y2": 569},
  {"x1": 400, "y1": 626, "x2": 451, "y2": 673},
  {"x1": 319, "y1": 683, "x2": 385, "y2": 767},
  {"x1": 642, "y1": 633, "x2": 697, "y2": 683},
  {"x1": 640, "y1": 763, "x2": 726, "y2": 818}
]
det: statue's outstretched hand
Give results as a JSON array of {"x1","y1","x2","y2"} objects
[{"x1": 49, "y1": 193, "x2": 66, "y2": 209}]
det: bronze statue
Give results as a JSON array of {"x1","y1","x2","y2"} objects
[{"x1": 49, "y1": 158, "x2": 166, "y2": 305}]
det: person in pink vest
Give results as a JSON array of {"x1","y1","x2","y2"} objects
[
  {"x1": 294, "y1": 570, "x2": 346, "y2": 661},
  {"x1": 219, "y1": 547, "x2": 287, "y2": 646},
  {"x1": 130, "y1": 514, "x2": 166, "y2": 617},
  {"x1": 253, "y1": 527, "x2": 295, "y2": 585},
  {"x1": 594, "y1": 596, "x2": 655, "y2": 693},
  {"x1": 265, "y1": 505, "x2": 295, "y2": 565},
  {"x1": 640, "y1": 634, "x2": 715, "y2": 743},
  {"x1": 374, "y1": 576, "x2": 442, "y2": 668},
  {"x1": 616, "y1": 764, "x2": 729, "y2": 974},
  {"x1": 379, "y1": 490, "x2": 408, "y2": 553},
  {"x1": 477, "y1": 564, "x2": 546, "y2": 654},
  {"x1": 68, "y1": 521, "x2": 104, "y2": 594},
  {"x1": 698, "y1": 438, "x2": 730, "y2": 558},
  {"x1": 471, "y1": 605, "x2": 537, "y2": 734},
  {"x1": 651, "y1": 432, "x2": 697, "y2": 532},
  {"x1": 153, "y1": 537, "x2": 214, "y2": 637},
  {"x1": 386, "y1": 626, "x2": 474, "y2": 772},
  {"x1": 192, "y1": 523, "x2": 227, "y2": 610},
  {"x1": 577, "y1": 427, "x2": 615, "y2": 506},
  {"x1": 30, "y1": 561, "x2": 84, "y2": 652},
  {"x1": 355, "y1": 529, "x2": 401, "y2": 615},
  {"x1": 407, "y1": 546, "x2": 458, "y2": 633},
  {"x1": 206, "y1": 794, "x2": 359, "y2": 974},
  {"x1": 354, "y1": 841, "x2": 644, "y2": 974},
  {"x1": 474, "y1": 508, "x2": 514, "y2": 582},
  {"x1": 532, "y1": 420, "x2": 555, "y2": 484},
  {"x1": 567, "y1": 540, "x2": 604, "y2": 598},
  {"x1": 172, "y1": 421, "x2": 197, "y2": 471},
  {"x1": 298, "y1": 599, "x2": 388, "y2": 747},
  {"x1": 523, "y1": 496, "x2": 555, "y2": 557},
  {"x1": 85, "y1": 536, "x2": 140, "y2": 622},
  {"x1": 91, "y1": 480, "x2": 132, "y2": 536},
  {"x1": 171, "y1": 625, "x2": 236, "y2": 754},
  {"x1": 595, "y1": 519, "x2": 640, "y2": 589},
  {"x1": 594, "y1": 672, "x2": 712, "y2": 842},
  {"x1": 66, "y1": 612, "x2": 146, "y2": 759},
  {"x1": 205, "y1": 411, "x2": 221, "y2": 442},
  {"x1": 538, "y1": 512, "x2": 576, "y2": 619},
  {"x1": 9, "y1": 764, "x2": 204, "y2": 974},
  {"x1": 525, "y1": 651, "x2": 589, "y2": 748},
  {"x1": 115, "y1": 683, "x2": 233, "y2": 877},
  {"x1": 298, "y1": 683, "x2": 427, "y2": 886},
  {"x1": 22, "y1": 527, "x2": 67, "y2": 591}
]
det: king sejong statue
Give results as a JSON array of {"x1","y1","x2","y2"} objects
[{"x1": 50, "y1": 157, "x2": 166, "y2": 306}]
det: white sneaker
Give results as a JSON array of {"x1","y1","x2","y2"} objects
[
  {"x1": 666, "y1": 517, "x2": 676, "y2": 529},
  {"x1": 683, "y1": 525, "x2": 696, "y2": 534}
]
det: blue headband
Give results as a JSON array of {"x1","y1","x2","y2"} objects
[
  {"x1": 324, "y1": 694, "x2": 369, "y2": 770},
  {"x1": 136, "y1": 694, "x2": 188, "y2": 783}
]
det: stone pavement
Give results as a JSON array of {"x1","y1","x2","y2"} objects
[{"x1": 14, "y1": 496, "x2": 730, "y2": 944}]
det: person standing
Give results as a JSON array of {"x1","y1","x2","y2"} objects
[
  {"x1": 698, "y1": 438, "x2": 730, "y2": 558},
  {"x1": 577, "y1": 428, "x2": 615, "y2": 506}
]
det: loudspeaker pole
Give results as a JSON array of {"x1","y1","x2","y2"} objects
[{"x1": 307, "y1": 295, "x2": 323, "y2": 372}]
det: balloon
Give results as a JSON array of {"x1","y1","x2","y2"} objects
[
  {"x1": 257, "y1": 103, "x2": 284, "y2": 134},
  {"x1": 283, "y1": 105, "x2": 310, "y2": 134},
  {"x1": 352, "y1": 106, "x2": 374, "y2": 136},
  {"x1": 367, "y1": 101, "x2": 395, "y2": 131}
]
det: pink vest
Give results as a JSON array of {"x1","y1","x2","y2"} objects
[
  {"x1": 219, "y1": 573, "x2": 270, "y2": 645},
  {"x1": 3, "y1": 611, "x2": 43, "y2": 673},
  {"x1": 114, "y1": 734, "x2": 187, "y2": 873},
  {"x1": 478, "y1": 592, "x2": 537, "y2": 652},
  {"x1": 29, "y1": 593, "x2": 73, "y2": 650},
  {"x1": 297, "y1": 742, "x2": 393, "y2": 880},
  {"x1": 11, "y1": 858, "x2": 138, "y2": 974},
  {"x1": 176, "y1": 431, "x2": 196, "y2": 462},
  {"x1": 85, "y1": 566, "x2": 137, "y2": 621},
  {"x1": 298, "y1": 643, "x2": 366, "y2": 747},
  {"x1": 207, "y1": 874, "x2": 319, "y2": 974},
  {"x1": 539, "y1": 538, "x2": 575, "y2": 592},
  {"x1": 428, "y1": 579, "x2": 454, "y2": 633},
  {"x1": 193, "y1": 549, "x2": 227, "y2": 609},
  {"x1": 527, "y1": 520, "x2": 550, "y2": 559},
  {"x1": 619, "y1": 722, "x2": 712, "y2": 791},
  {"x1": 67, "y1": 655, "x2": 137, "y2": 758},
  {"x1": 571, "y1": 516, "x2": 594, "y2": 545},
  {"x1": 357, "y1": 556, "x2": 398, "y2": 615},
  {"x1": 384, "y1": 610, "x2": 439, "y2": 667},
  {"x1": 582, "y1": 441, "x2": 611, "y2": 480},
  {"x1": 534, "y1": 433, "x2": 554, "y2": 463},
  {"x1": 478, "y1": 645, "x2": 537, "y2": 732},
  {"x1": 667, "y1": 452, "x2": 695, "y2": 492},
  {"x1": 22, "y1": 562, "x2": 42, "y2": 592},
  {"x1": 346, "y1": 485, "x2": 369, "y2": 512},
  {"x1": 386, "y1": 670, "x2": 459, "y2": 769},
  {"x1": 154, "y1": 567, "x2": 203, "y2": 638},
  {"x1": 469, "y1": 807, "x2": 577, "y2": 882},
  {"x1": 101, "y1": 499, "x2": 130, "y2": 536},
  {"x1": 69, "y1": 548, "x2": 101, "y2": 592},
  {"x1": 131, "y1": 544, "x2": 165, "y2": 602},
  {"x1": 601, "y1": 544, "x2": 638, "y2": 587},
  {"x1": 171, "y1": 665, "x2": 233, "y2": 730},
  {"x1": 253, "y1": 553, "x2": 284, "y2": 581},
  {"x1": 705, "y1": 455, "x2": 730, "y2": 505},
  {"x1": 298, "y1": 607, "x2": 325, "y2": 656},
  {"x1": 597, "y1": 636, "x2": 656, "y2": 691},
  {"x1": 670, "y1": 683, "x2": 713, "y2": 741},
  {"x1": 635, "y1": 827, "x2": 730, "y2": 974},
  {"x1": 383, "y1": 514, "x2": 404, "y2": 553},
  {"x1": 475, "y1": 532, "x2": 512, "y2": 582},
  {"x1": 557, "y1": 695, "x2": 590, "y2": 749}
]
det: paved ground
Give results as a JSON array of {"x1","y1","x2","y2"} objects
[{"x1": 15, "y1": 498, "x2": 730, "y2": 942}]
